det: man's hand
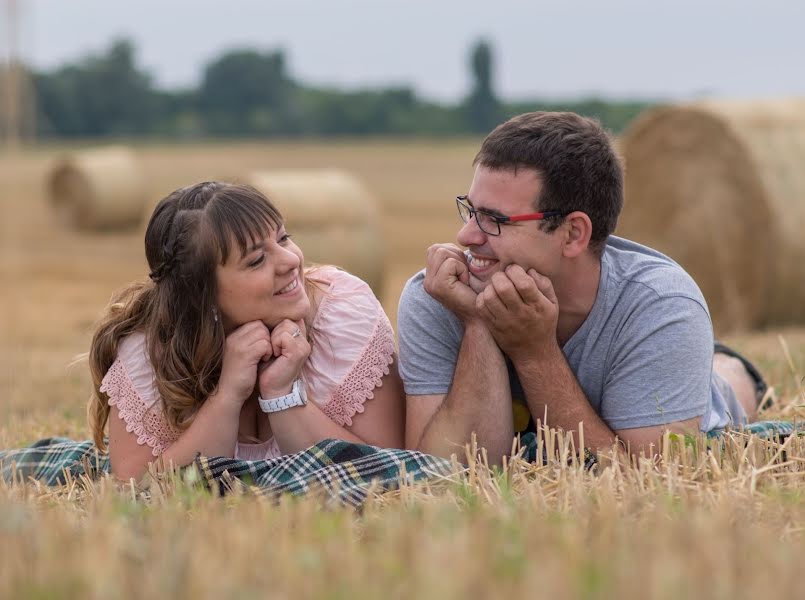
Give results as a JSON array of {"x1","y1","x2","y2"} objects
[
  {"x1": 476, "y1": 265, "x2": 560, "y2": 359},
  {"x1": 423, "y1": 243, "x2": 478, "y2": 321}
]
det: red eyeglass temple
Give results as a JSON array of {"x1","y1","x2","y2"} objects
[{"x1": 506, "y1": 211, "x2": 562, "y2": 222}]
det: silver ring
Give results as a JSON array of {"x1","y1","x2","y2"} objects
[{"x1": 291, "y1": 328, "x2": 302, "y2": 338}]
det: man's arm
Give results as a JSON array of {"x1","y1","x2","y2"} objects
[
  {"x1": 400, "y1": 244, "x2": 515, "y2": 462},
  {"x1": 478, "y1": 265, "x2": 704, "y2": 458},
  {"x1": 511, "y1": 344, "x2": 700, "y2": 456},
  {"x1": 512, "y1": 342, "x2": 619, "y2": 451},
  {"x1": 408, "y1": 320, "x2": 513, "y2": 462}
]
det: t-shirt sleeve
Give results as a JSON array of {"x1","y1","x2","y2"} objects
[
  {"x1": 99, "y1": 332, "x2": 178, "y2": 456},
  {"x1": 305, "y1": 268, "x2": 396, "y2": 427},
  {"x1": 397, "y1": 271, "x2": 463, "y2": 396},
  {"x1": 600, "y1": 294, "x2": 713, "y2": 430}
]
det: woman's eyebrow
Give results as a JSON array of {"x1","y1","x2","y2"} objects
[{"x1": 245, "y1": 238, "x2": 267, "y2": 254}]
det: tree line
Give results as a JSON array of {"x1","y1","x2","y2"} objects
[{"x1": 30, "y1": 39, "x2": 653, "y2": 139}]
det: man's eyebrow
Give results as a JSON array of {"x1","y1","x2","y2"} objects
[{"x1": 466, "y1": 198, "x2": 507, "y2": 218}]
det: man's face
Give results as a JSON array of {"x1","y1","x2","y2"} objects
[{"x1": 457, "y1": 165, "x2": 566, "y2": 293}]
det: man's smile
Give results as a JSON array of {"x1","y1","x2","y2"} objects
[{"x1": 465, "y1": 249, "x2": 499, "y2": 277}]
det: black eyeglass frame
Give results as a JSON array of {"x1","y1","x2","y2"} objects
[{"x1": 456, "y1": 195, "x2": 569, "y2": 236}]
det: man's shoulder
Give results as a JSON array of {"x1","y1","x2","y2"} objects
[
  {"x1": 400, "y1": 269, "x2": 450, "y2": 314},
  {"x1": 398, "y1": 269, "x2": 463, "y2": 334},
  {"x1": 604, "y1": 236, "x2": 707, "y2": 307},
  {"x1": 399, "y1": 269, "x2": 427, "y2": 309}
]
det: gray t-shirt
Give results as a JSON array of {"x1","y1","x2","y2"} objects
[{"x1": 397, "y1": 236, "x2": 743, "y2": 433}]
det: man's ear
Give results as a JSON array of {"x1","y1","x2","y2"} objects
[{"x1": 561, "y1": 211, "x2": 593, "y2": 258}]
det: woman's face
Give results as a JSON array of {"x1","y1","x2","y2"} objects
[{"x1": 215, "y1": 224, "x2": 310, "y2": 331}]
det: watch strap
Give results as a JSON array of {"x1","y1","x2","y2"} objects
[{"x1": 258, "y1": 379, "x2": 307, "y2": 413}]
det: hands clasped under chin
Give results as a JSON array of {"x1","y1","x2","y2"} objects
[
  {"x1": 476, "y1": 265, "x2": 559, "y2": 359},
  {"x1": 424, "y1": 244, "x2": 560, "y2": 357},
  {"x1": 258, "y1": 319, "x2": 311, "y2": 399},
  {"x1": 217, "y1": 319, "x2": 311, "y2": 406},
  {"x1": 423, "y1": 243, "x2": 477, "y2": 321}
]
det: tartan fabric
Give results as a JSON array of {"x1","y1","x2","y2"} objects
[
  {"x1": 195, "y1": 438, "x2": 454, "y2": 504},
  {"x1": 0, "y1": 437, "x2": 453, "y2": 506},
  {"x1": 0, "y1": 438, "x2": 108, "y2": 486},
  {"x1": 0, "y1": 433, "x2": 579, "y2": 495},
  {"x1": 709, "y1": 420, "x2": 805, "y2": 440}
]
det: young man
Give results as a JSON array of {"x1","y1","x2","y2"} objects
[{"x1": 398, "y1": 112, "x2": 762, "y2": 461}]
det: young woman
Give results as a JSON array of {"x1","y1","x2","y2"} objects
[{"x1": 89, "y1": 181, "x2": 404, "y2": 480}]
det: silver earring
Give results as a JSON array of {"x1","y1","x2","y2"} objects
[{"x1": 213, "y1": 307, "x2": 219, "y2": 324}]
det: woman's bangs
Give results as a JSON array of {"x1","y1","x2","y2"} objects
[{"x1": 209, "y1": 190, "x2": 283, "y2": 264}]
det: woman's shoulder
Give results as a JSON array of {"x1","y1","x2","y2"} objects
[
  {"x1": 117, "y1": 330, "x2": 147, "y2": 362},
  {"x1": 100, "y1": 330, "x2": 176, "y2": 455},
  {"x1": 302, "y1": 267, "x2": 396, "y2": 425},
  {"x1": 307, "y1": 265, "x2": 373, "y2": 297},
  {"x1": 309, "y1": 266, "x2": 379, "y2": 318},
  {"x1": 102, "y1": 330, "x2": 159, "y2": 409},
  {"x1": 304, "y1": 265, "x2": 390, "y2": 369}
]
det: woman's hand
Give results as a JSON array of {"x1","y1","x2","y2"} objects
[
  {"x1": 258, "y1": 319, "x2": 311, "y2": 399},
  {"x1": 216, "y1": 321, "x2": 272, "y2": 405}
]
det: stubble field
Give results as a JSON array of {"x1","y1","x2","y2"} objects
[{"x1": 3, "y1": 140, "x2": 805, "y2": 599}]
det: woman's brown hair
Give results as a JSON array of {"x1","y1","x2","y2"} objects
[{"x1": 88, "y1": 182, "x2": 286, "y2": 450}]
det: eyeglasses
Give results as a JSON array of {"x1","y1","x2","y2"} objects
[{"x1": 456, "y1": 196, "x2": 568, "y2": 236}]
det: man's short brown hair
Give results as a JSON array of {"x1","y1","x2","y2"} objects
[{"x1": 474, "y1": 111, "x2": 623, "y2": 254}]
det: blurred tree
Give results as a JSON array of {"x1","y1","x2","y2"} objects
[
  {"x1": 198, "y1": 49, "x2": 297, "y2": 135},
  {"x1": 298, "y1": 87, "x2": 422, "y2": 135},
  {"x1": 35, "y1": 39, "x2": 157, "y2": 137},
  {"x1": 29, "y1": 38, "x2": 652, "y2": 139},
  {"x1": 463, "y1": 39, "x2": 502, "y2": 133}
]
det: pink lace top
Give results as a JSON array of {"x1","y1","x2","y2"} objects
[{"x1": 99, "y1": 267, "x2": 396, "y2": 460}]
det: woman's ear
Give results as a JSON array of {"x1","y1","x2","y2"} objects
[{"x1": 562, "y1": 211, "x2": 593, "y2": 258}]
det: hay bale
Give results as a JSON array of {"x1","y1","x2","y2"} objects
[
  {"x1": 244, "y1": 169, "x2": 384, "y2": 294},
  {"x1": 618, "y1": 99, "x2": 805, "y2": 332},
  {"x1": 47, "y1": 146, "x2": 145, "y2": 230}
]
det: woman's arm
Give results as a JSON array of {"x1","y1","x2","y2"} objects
[
  {"x1": 109, "y1": 321, "x2": 274, "y2": 481},
  {"x1": 267, "y1": 364, "x2": 405, "y2": 455},
  {"x1": 108, "y1": 388, "x2": 243, "y2": 481}
]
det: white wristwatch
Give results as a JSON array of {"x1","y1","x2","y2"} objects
[{"x1": 258, "y1": 379, "x2": 307, "y2": 413}]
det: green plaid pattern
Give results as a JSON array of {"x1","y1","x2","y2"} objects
[
  {"x1": 0, "y1": 438, "x2": 107, "y2": 485},
  {"x1": 0, "y1": 437, "x2": 454, "y2": 506},
  {"x1": 195, "y1": 439, "x2": 454, "y2": 504},
  {"x1": 709, "y1": 420, "x2": 805, "y2": 440}
]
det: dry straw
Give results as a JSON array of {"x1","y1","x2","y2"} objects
[
  {"x1": 5, "y1": 426, "x2": 805, "y2": 599},
  {"x1": 47, "y1": 145, "x2": 146, "y2": 231},
  {"x1": 245, "y1": 169, "x2": 384, "y2": 294},
  {"x1": 618, "y1": 99, "x2": 805, "y2": 332}
]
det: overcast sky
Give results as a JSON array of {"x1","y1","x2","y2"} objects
[{"x1": 8, "y1": 0, "x2": 805, "y2": 102}]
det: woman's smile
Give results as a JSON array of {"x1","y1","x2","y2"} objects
[{"x1": 275, "y1": 275, "x2": 301, "y2": 296}]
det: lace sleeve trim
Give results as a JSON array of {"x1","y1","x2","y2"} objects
[
  {"x1": 100, "y1": 359, "x2": 177, "y2": 457},
  {"x1": 321, "y1": 316, "x2": 396, "y2": 427}
]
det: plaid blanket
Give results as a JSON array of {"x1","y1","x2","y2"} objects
[
  {"x1": 0, "y1": 437, "x2": 456, "y2": 506},
  {"x1": 718, "y1": 420, "x2": 805, "y2": 439}
]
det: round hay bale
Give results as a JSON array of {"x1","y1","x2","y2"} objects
[
  {"x1": 244, "y1": 169, "x2": 384, "y2": 294},
  {"x1": 47, "y1": 146, "x2": 146, "y2": 230},
  {"x1": 618, "y1": 99, "x2": 805, "y2": 332}
]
